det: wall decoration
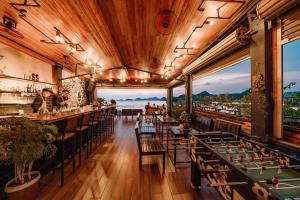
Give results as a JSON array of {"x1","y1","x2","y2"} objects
[{"x1": 62, "y1": 77, "x2": 87, "y2": 106}]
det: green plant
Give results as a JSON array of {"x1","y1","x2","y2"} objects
[
  {"x1": 96, "y1": 97, "x2": 105, "y2": 105},
  {"x1": 252, "y1": 73, "x2": 267, "y2": 115},
  {"x1": 179, "y1": 111, "x2": 190, "y2": 123},
  {"x1": 0, "y1": 118, "x2": 58, "y2": 185}
]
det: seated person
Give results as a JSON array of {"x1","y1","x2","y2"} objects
[
  {"x1": 31, "y1": 88, "x2": 53, "y2": 113},
  {"x1": 145, "y1": 102, "x2": 151, "y2": 114}
]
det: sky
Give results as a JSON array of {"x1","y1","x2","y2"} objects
[
  {"x1": 283, "y1": 39, "x2": 300, "y2": 92},
  {"x1": 191, "y1": 59, "x2": 251, "y2": 95},
  {"x1": 97, "y1": 39, "x2": 300, "y2": 99},
  {"x1": 97, "y1": 88, "x2": 166, "y2": 100}
]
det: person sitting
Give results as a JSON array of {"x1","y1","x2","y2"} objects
[
  {"x1": 145, "y1": 102, "x2": 151, "y2": 114},
  {"x1": 31, "y1": 88, "x2": 53, "y2": 113},
  {"x1": 57, "y1": 89, "x2": 70, "y2": 109}
]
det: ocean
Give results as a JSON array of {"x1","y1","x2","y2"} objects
[{"x1": 115, "y1": 100, "x2": 166, "y2": 111}]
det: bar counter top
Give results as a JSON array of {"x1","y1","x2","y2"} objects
[{"x1": 0, "y1": 105, "x2": 116, "y2": 123}]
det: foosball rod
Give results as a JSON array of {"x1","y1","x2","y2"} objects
[
  {"x1": 245, "y1": 164, "x2": 300, "y2": 170},
  {"x1": 205, "y1": 140, "x2": 240, "y2": 144},
  {"x1": 207, "y1": 181, "x2": 248, "y2": 187},
  {"x1": 259, "y1": 177, "x2": 300, "y2": 183}
]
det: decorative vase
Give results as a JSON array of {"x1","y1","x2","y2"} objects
[{"x1": 5, "y1": 171, "x2": 41, "y2": 200}]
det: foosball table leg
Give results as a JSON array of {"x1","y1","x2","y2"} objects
[{"x1": 191, "y1": 161, "x2": 201, "y2": 191}]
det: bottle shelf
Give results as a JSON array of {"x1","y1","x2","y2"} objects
[{"x1": 0, "y1": 74, "x2": 56, "y2": 85}]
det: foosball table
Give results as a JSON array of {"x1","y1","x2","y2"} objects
[{"x1": 188, "y1": 133, "x2": 300, "y2": 200}]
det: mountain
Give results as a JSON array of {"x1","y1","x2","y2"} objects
[
  {"x1": 173, "y1": 88, "x2": 251, "y2": 102},
  {"x1": 116, "y1": 89, "x2": 251, "y2": 102},
  {"x1": 118, "y1": 97, "x2": 166, "y2": 101}
]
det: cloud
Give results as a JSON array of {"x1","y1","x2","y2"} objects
[{"x1": 204, "y1": 82, "x2": 212, "y2": 86}]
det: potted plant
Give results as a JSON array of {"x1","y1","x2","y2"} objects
[
  {"x1": 0, "y1": 118, "x2": 58, "y2": 200},
  {"x1": 96, "y1": 97, "x2": 105, "y2": 108},
  {"x1": 179, "y1": 111, "x2": 191, "y2": 132}
]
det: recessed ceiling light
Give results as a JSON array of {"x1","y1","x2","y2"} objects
[{"x1": 192, "y1": 44, "x2": 196, "y2": 48}]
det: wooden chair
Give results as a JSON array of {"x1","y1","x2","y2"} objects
[{"x1": 135, "y1": 128, "x2": 166, "y2": 170}]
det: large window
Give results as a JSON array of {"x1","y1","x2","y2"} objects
[
  {"x1": 283, "y1": 39, "x2": 300, "y2": 129},
  {"x1": 172, "y1": 84, "x2": 186, "y2": 117},
  {"x1": 192, "y1": 59, "x2": 251, "y2": 117},
  {"x1": 96, "y1": 88, "x2": 166, "y2": 111}
]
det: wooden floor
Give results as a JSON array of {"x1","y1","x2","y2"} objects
[{"x1": 37, "y1": 117, "x2": 221, "y2": 200}]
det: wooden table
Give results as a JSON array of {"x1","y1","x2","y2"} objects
[
  {"x1": 167, "y1": 126, "x2": 199, "y2": 166},
  {"x1": 156, "y1": 116, "x2": 179, "y2": 142}
]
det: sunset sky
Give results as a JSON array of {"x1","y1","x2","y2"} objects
[{"x1": 97, "y1": 39, "x2": 300, "y2": 99}]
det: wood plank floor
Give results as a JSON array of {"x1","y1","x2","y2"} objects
[{"x1": 37, "y1": 117, "x2": 221, "y2": 200}]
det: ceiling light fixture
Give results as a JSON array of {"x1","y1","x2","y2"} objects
[
  {"x1": 66, "y1": 45, "x2": 71, "y2": 51},
  {"x1": 55, "y1": 31, "x2": 64, "y2": 43}
]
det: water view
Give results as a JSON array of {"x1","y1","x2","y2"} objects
[
  {"x1": 116, "y1": 100, "x2": 166, "y2": 111},
  {"x1": 97, "y1": 88, "x2": 167, "y2": 111}
]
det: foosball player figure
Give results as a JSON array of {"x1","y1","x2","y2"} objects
[
  {"x1": 239, "y1": 155, "x2": 243, "y2": 163},
  {"x1": 229, "y1": 156, "x2": 233, "y2": 162},
  {"x1": 249, "y1": 155, "x2": 254, "y2": 162},
  {"x1": 272, "y1": 176, "x2": 279, "y2": 189},
  {"x1": 239, "y1": 142, "x2": 244, "y2": 149},
  {"x1": 266, "y1": 176, "x2": 279, "y2": 189},
  {"x1": 259, "y1": 153, "x2": 264, "y2": 162}
]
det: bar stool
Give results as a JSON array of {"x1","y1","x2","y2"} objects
[
  {"x1": 89, "y1": 111, "x2": 103, "y2": 152},
  {"x1": 91, "y1": 110, "x2": 103, "y2": 148},
  {"x1": 76, "y1": 113, "x2": 91, "y2": 163},
  {"x1": 53, "y1": 118, "x2": 77, "y2": 186}
]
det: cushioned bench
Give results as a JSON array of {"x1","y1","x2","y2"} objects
[
  {"x1": 191, "y1": 114, "x2": 241, "y2": 136},
  {"x1": 191, "y1": 116, "x2": 213, "y2": 132},
  {"x1": 122, "y1": 109, "x2": 143, "y2": 118}
]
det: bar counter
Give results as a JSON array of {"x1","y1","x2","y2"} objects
[{"x1": 0, "y1": 105, "x2": 116, "y2": 123}]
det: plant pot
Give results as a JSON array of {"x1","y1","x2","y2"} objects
[
  {"x1": 5, "y1": 171, "x2": 41, "y2": 200},
  {"x1": 183, "y1": 122, "x2": 189, "y2": 130}
]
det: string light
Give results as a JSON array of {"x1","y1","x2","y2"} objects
[{"x1": 55, "y1": 31, "x2": 64, "y2": 43}]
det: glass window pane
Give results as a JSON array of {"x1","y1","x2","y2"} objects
[
  {"x1": 283, "y1": 39, "x2": 300, "y2": 137},
  {"x1": 192, "y1": 59, "x2": 251, "y2": 117},
  {"x1": 97, "y1": 88, "x2": 166, "y2": 112},
  {"x1": 172, "y1": 84, "x2": 186, "y2": 117}
]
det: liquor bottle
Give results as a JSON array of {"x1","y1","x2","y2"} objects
[
  {"x1": 36, "y1": 74, "x2": 39, "y2": 82},
  {"x1": 32, "y1": 73, "x2": 36, "y2": 81}
]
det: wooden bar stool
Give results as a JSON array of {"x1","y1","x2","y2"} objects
[
  {"x1": 76, "y1": 113, "x2": 91, "y2": 161},
  {"x1": 53, "y1": 118, "x2": 77, "y2": 186}
]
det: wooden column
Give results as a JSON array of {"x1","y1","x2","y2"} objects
[
  {"x1": 167, "y1": 87, "x2": 173, "y2": 114},
  {"x1": 272, "y1": 20, "x2": 283, "y2": 139},
  {"x1": 52, "y1": 64, "x2": 62, "y2": 93},
  {"x1": 250, "y1": 19, "x2": 273, "y2": 144},
  {"x1": 185, "y1": 75, "x2": 192, "y2": 114}
]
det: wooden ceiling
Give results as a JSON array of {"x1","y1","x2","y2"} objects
[{"x1": 0, "y1": 0, "x2": 251, "y2": 85}]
